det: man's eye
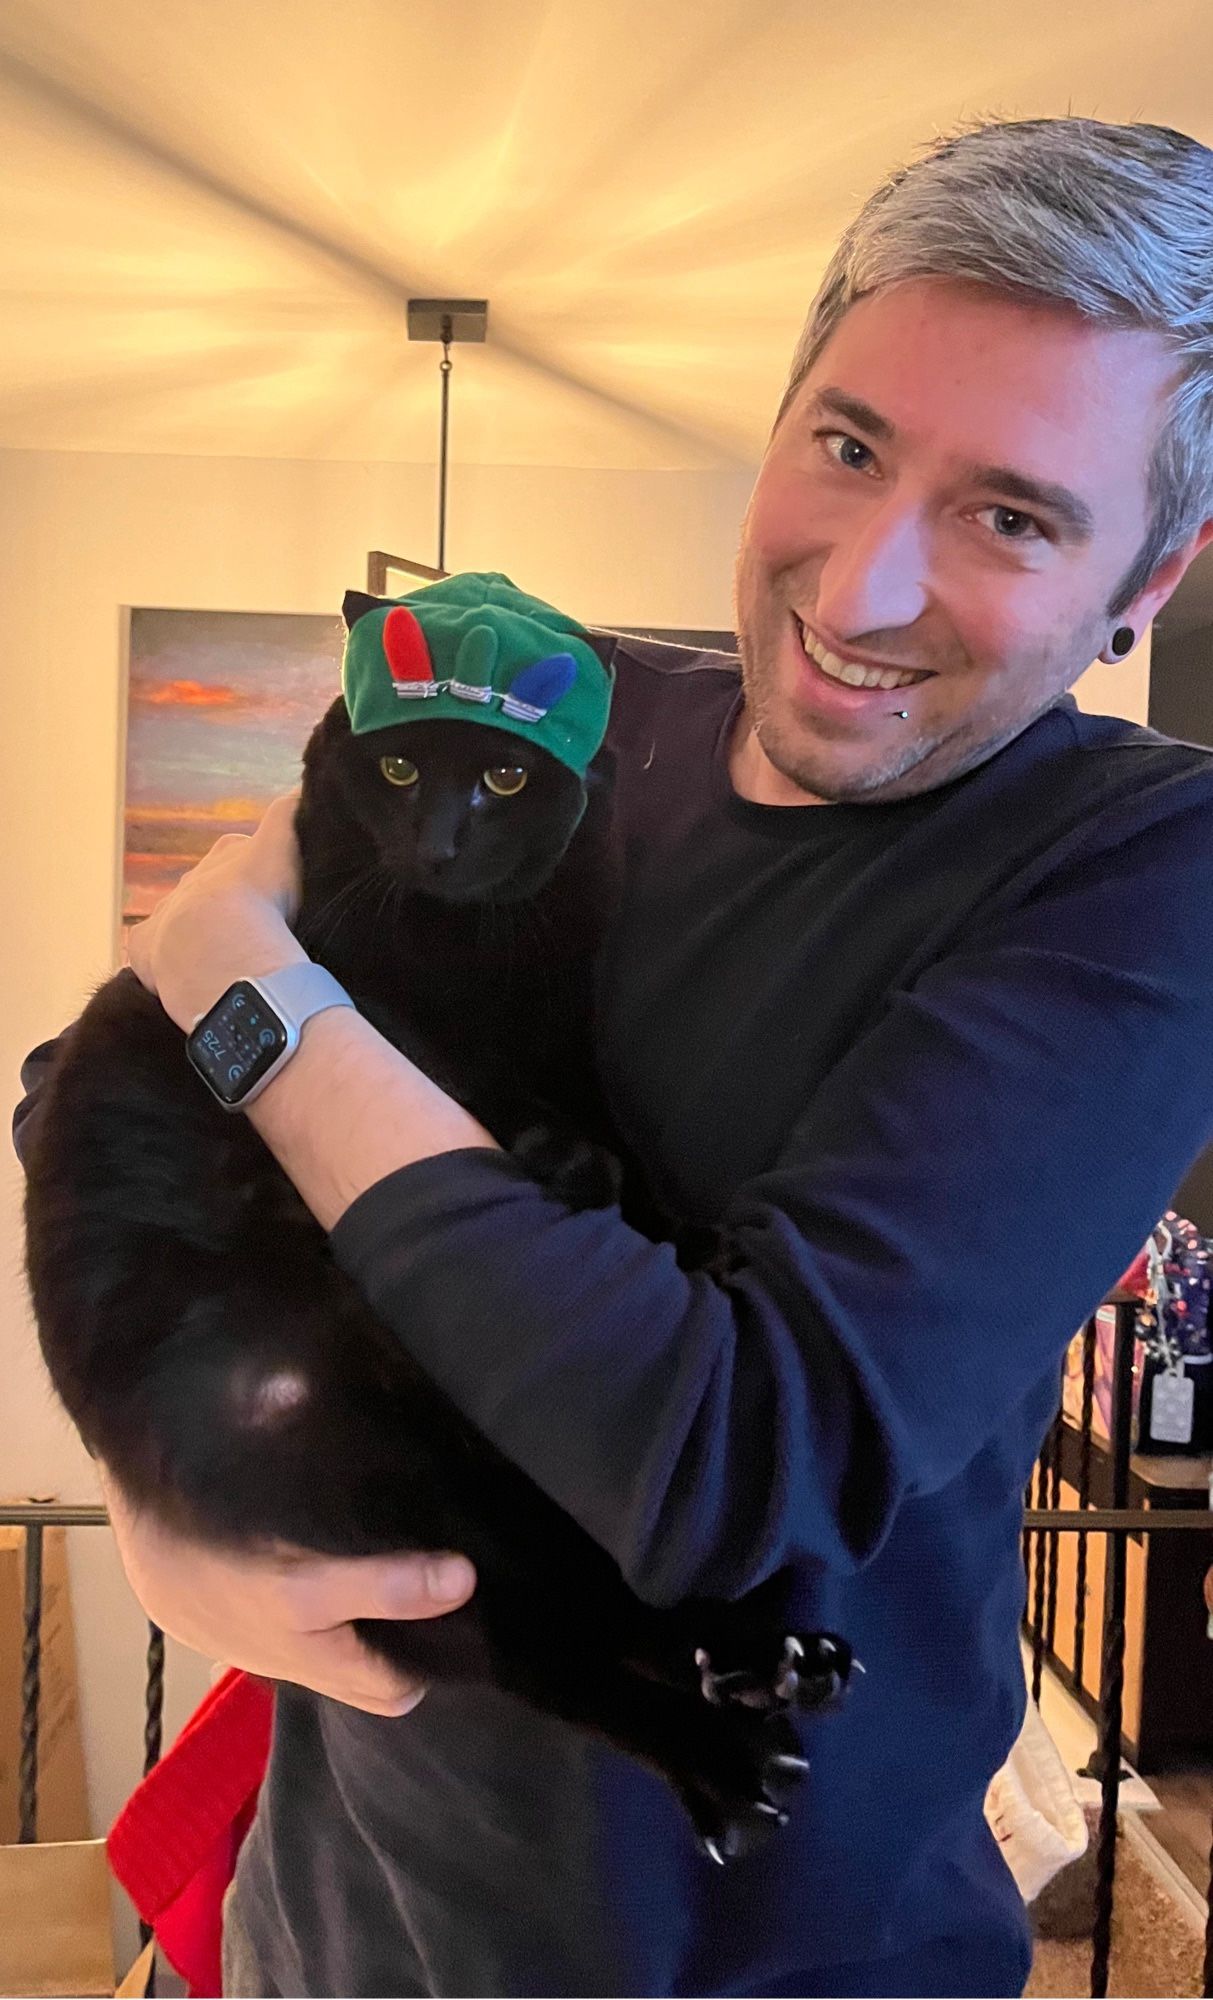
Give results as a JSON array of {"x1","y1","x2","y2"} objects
[
  {"x1": 380, "y1": 755, "x2": 419, "y2": 786},
  {"x1": 818, "y1": 431, "x2": 875, "y2": 473},
  {"x1": 978, "y1": 505, "x2": 1046, "y2": 543},
  {"x1": 483, "y1": 766, "x2": 528, "y2": 798}
]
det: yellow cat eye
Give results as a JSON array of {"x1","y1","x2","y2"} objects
[
  {"x1": 380, "y1": 755, "x2": 419, "y2": 787},
  {"x1": 483, "y1": 765, "x2": 528, "y2": 798}
]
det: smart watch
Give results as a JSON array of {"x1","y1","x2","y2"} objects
[{"x1": 185, "y1": 962, "x2": 355, "y2": 1109}]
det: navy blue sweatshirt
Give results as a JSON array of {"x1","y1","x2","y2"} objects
[{"x1": 17, "y1": 640, "x2": 1213, "y2": 1996}]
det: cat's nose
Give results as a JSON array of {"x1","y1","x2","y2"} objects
[{"x1": 415, "y1": 826, "x2": 461, "y2": 868}]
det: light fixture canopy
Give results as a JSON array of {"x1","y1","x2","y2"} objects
[{"x1": 407, "y1": 300, "x2": 489, "y2": 343}]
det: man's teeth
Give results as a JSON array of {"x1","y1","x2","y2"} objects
[{"x1": 798, "y1": 622, "x2": 924, "y2": 692}]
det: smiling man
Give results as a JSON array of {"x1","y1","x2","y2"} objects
[
  {"x1": 18, "y1": 117, "x2": 1213, "y2": 2000},
  {"x1": 733, "y1": 276, "x2": 1197, "y2": 807}
]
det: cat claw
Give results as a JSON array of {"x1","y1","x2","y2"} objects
[
  {"x1": 773, "y1": 1634, "x2": 803, "y2": 1703},
  {"x1": 702, "y1": 1837, "x2": 727, "y2": 1867},
  {"x1": 694, "y1": 1633, "x2": 838, "y2": 1713}
]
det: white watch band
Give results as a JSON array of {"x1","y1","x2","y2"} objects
[
  {"x1": 248, "y1": 961, "x2": 355, "y2": 1035},
  {"x1": 232, "y1": 963, "x2": 354, "y2": 1107}
]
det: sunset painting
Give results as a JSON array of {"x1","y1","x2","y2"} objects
[{"x1": 124, "y1": 608, "x2": 343, "y2": 924}]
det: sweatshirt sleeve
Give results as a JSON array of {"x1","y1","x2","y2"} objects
[
  {"x1": 11, "y1": 1040, "x2": 60, "y2": 1168},
  {"x1": 329, "y1": 797, "x2": 1213, "y2": 1607}
]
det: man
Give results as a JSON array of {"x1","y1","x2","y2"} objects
[{"x1": 18, "y1": 116, "x2": 1213, "y2": 1997}]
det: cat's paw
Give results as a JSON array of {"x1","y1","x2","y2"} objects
[
  {"x1": 693, "y1": 1632, "x2": 855, "y2": 1717},
  {"x1": 677, "y1": 1710, "x2": 811, "y2": 1866},
  {"x1": 511, "y1": 1124, "x2": 624, "y2": 1211}
]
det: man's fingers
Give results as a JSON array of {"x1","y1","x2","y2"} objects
[
  {"x1": 300, "y1": 1621, "x2": 429, "y2": 1715},
  {"x1": 251, "y1": 792, "x2": 302, "y2": 860},
  {"x1": 283, "y1": 1549, "x2": 477, "y2": 1628}
]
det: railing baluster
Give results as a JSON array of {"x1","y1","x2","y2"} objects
[
  {"x1": 18, "y1": 1521, "x2": 44, "y2": 1843},
  {"x1": 1031, "y1": 1432, "x2": 1050, "y2": 1707},
  {"x1": 144, "y1": 1623, "x2": 165, "y2": 1776},
  {"x1": 136, "y1": 1620, "x2": 167, "y2": 1975},
  {"x1": 1089, "y1": 1299, "x2": 1137, "y2": 1999},
  {"x1": 1045, "y1": 1397, "x2": 1063, "y2": 1660},
  {"x1": 1073, "y1": 1312, "x2": 1097, "y2": 1694}
]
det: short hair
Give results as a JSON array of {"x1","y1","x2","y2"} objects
[{"x1": 779, "y1": 118, "x2": 1213, "y2": 615}]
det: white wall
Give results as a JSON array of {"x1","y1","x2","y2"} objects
[{"x1": 0, "y1": 440, "x2": 1148, "y2": 1967}]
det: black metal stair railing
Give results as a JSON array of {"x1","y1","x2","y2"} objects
[
  {"x1": 0, "y1": 1500, "x2": 163, "y2": 1977},
  {"x1": 1022, "y1": 1294, "x2": 1213, "y2": 1999}
]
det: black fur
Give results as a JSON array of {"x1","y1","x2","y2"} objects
[{"x1": 23, "y1": 659, "x2": 850, "y2": 1858}]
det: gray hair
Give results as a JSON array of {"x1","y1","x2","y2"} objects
[{"x1": 779, "y1": 118, "x2": 1213, "y2": 616}]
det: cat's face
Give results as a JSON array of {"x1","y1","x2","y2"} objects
[{"x1": 323, "y1": 707, "x2": 588, "y2": 903}]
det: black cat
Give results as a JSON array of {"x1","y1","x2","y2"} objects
[{"x1": 22, "y1": 593, "x2": 851, "y2": 1862}]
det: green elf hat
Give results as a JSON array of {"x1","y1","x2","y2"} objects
[{"x1": 341, "y1": 572, "x2": 613, "y2": 779}]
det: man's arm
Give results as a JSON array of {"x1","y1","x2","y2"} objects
[
  {"x1": 11, "y1": 1039, "x2": 58, "y2": 1166},
  {"x1": 245, "y1": 1005, "x2": 499, "y2": 1230}
]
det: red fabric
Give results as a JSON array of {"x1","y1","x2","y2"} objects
[
  {"x1": 107, "y1": 1668, "x2": 273, "y2": 1998},
  {"x1": 383, "y1": 604, "x2": 434, "y2": 684}
]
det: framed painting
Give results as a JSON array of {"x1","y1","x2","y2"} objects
[{"x1": 122, "y1": 606, "x2": 343, "y2": 930}]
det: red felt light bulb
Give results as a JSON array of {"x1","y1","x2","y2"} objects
[{"x1": 383, "y1": 606, "x2": 435, "y2": 684}]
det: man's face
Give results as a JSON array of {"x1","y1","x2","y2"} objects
[{"x1": 733, "y1": 277, "x2": 1183, "y2": 805}]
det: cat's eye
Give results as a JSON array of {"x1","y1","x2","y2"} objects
[
  {"x1": 483, "y1": 766, "x2": 528, "y2": 798},
  {"x1": 380, "y1": 755, "x2": 419, "y2": 788}
]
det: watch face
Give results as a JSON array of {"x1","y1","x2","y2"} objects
[{"x1": 186, "y1": 981, "x2": 290, "y2": 1105}]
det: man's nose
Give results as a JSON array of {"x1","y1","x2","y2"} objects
[{"x1": 814, "y1": 498, "x2": 931, "y2": 645}]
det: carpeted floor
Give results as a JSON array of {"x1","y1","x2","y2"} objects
[{"x1": 1026, "y1": 1833, "x2": 1206, "y2": 1998}]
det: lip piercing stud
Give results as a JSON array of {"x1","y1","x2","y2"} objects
[{"x1": 893, "y1": 709, "x2": 909, "y2": 719}]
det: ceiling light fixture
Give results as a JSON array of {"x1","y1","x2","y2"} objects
[{"x1": 406, "y1": 298, "x2": 489, "y2": 573}]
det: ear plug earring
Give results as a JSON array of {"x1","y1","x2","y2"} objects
[{"x1": 1110, "y1": 626, "x2": 1135, "y2": 656}]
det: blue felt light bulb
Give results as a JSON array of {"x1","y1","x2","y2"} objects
[{"x1": 508, "y1": 652, "x2": 578, "y2": 714}]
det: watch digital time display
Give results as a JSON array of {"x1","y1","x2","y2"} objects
[{"x1": 186, "y1": 981, "x2": 290, "y2": 1106}]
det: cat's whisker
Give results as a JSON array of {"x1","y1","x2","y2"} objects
[{"x1": 301, "y1": 864, "x2": 395, "y2": 960}]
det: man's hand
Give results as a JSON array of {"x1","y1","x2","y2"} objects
[
  {"x1": 101, "y1": 1469, "x2": 476, "y2": 1717},
  {"x1": 127, "y1": 791, "x2": 308, "y2": 1035}
]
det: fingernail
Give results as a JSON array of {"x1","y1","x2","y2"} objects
[{"x1": 425, "y1": 1555, "x2": 474, "y2": 1601}]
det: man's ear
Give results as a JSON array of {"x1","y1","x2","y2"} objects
[
  {"x1": 342, "y1": 589, "x2": 384, "y2": 631},
  {"x1": 1126, "y1": 518, "x2": 1213, "y2": 631}
]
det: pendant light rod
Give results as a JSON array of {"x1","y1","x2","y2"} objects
[
  {"x1": 438, "y1": 324, "x2": 452, "y2": 572},
  {"x1": 407, "y1": 299, "x2": 489, "y2": 576}
]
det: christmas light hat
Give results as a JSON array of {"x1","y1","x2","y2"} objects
[{"x1": 341, "y1": 572, "x2": 614, "y2": 779}]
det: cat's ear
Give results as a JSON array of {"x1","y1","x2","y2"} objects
[{"x1": 342, "y1": 589, "x2": 384, "y2": 631}]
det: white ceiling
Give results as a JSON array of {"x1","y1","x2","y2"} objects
[{"x1": 5, "y1": 0, "x2": 1213, "y2": 627}]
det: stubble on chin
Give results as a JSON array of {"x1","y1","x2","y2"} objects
[{"x1": 736, "y1": 624, "x2": 931, "y2": 804}]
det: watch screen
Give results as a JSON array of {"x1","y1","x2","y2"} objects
[{"x1": 186, "y1": 981, "x2": 289, "y2": 1105}]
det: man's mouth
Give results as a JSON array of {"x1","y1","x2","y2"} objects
[{"x1": 793, "y1": 615, "x2": 933, "y2": 693}]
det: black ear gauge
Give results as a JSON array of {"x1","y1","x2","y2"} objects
[{"x1": 1110, "y1": 626, "x2": 1135, "y2": 657}]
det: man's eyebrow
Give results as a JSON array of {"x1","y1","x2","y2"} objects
[
  {"x1": 807, "y1": 388, "x2": 895, "y2": 442},
  {"x1": 965, "y1": 463, "x2": 1095, "y2": 542},
  {"x1": 804, "y1": 387, "x2": 1097, "y2": 542}
]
